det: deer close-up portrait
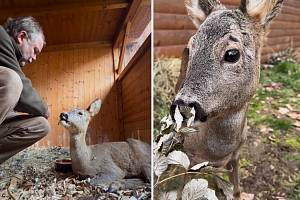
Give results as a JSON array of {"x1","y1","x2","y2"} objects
[
  {"x1": 154, "y1": 0, "x2": 299, "y2": 199},
  {"x1": 175, "y1": 0, "x2": 284, "y2": 197}
]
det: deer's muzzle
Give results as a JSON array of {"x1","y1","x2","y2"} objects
[
  {"x1": 60, "y1": 112, "x2": 69, "y2": 122},
  {"x1": 170, "y1": 99, "x2": 208, "y2": 122}
]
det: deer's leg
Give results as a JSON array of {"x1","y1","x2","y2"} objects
[
  {"x1": 126, "y1": 138, "x2": 151, "y2": 182},
  {"x1": 227, "y1": 156, "x2": 241, "y2": 198},
  {"x1": 108, "y1": 178, "x2": 147, "y2": 192}
]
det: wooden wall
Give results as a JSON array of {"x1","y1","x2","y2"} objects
[
  {"x1": 154, "y1": 0, "x2": 300, "y2": 62},
  {"x1": 23, "y1": 46, "x2": 120, "y2": 147},
  {"x1": 117, "y1": 37, "x2": 151, "y2": 143}
]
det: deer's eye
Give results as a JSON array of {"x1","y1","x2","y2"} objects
[
  {"x1": 224, "y1": 49, "x2": 240, "y2": 63},
  {"x1": 78, "y1": 112, "x2": 83, "y2": 115}
]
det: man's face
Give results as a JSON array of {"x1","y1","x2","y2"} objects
[{"x1": 17, "y1": 31, "x2": 44, "y2": 66}]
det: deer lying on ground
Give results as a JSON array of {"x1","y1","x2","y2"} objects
[
  {"x1": 59, "y1": 99, "x2": 151, "y2": 187},
  {"x1": 171, "y1": 0, "x2": 283, "y2": 197}
]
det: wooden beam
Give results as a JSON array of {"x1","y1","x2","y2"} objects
[
  {"x1": 116, "y1": 22, "x2": 131, "y2": 74},
  {"x1": 0, "y1": 0, "x2": 128, "y2": 18},
  {"x1": 113, "y1": 0, "x2": 143, "y2": 48},
  {"x1": 44, "y1": 41, "x2": 111, "y2": 52},
  {"x1": 116, "y1": 81, "x2": 125, "y2": 140},
  {"x1": 118, "y1": 34, "x2": 151, "y2": 81},
  {"x1": 113, "y1": 47, "x2": 120, "y2": 79}
]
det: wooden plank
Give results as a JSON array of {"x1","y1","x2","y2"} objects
[
  {"x1": 122, "y1": 103, "x2": 150, "y2": 119},
  {"x1": 284, "y1": 0, "x2": 300, "y2": 9},
  {"x1": 270, "y1": 21, "x2": 300, "y2": 30},
  {"x1": 124, "y1": 129, "x2": 150, "y2": 142},
  {"x1": 44, "y1": 41, "x2": 112, "y2": 52},
  {"x1": 155, "y1": 13, "x2": 195, "y2": 30},
  {"x1": 113, "y1": 47, "x2": 120, "y2": 78},
  {"x1": 113, "y1": 0, "x2": 142, "y2": 48},
  {"x1": 281, "y1": 5, "x2": 300, "y2": 15},
  {"x1": 121, "y1": 54, "x2": 150, "y2": 89},
  {"x1": 265, "y1": 36, "x2": 300, "y2": 46},
  {"x1": 122, "y1": 80, "x2": 151, "y2": 102},
  {"x1": 122, "y1": 91, "x2": 150, "y2": 112},
  {"x1": 155, "y1": 30, "x2": 195, "y2": 46},
  {"x1": 154, "y1": 0, "x2": 240, "y2": 14},
  {"x1": 154, "y1": 45, "x2": 185, "y2": 59},
  {"x1": 262, "y1": 41, "x2": 300, "y2": 55},
  {"x1": 154, "y1": 13, "x2": 300, "y2": 31},
  {"x1": 0, "y1": 0, "x2": 128, "y2": 18},
  {"x1": 153, "y1": 0, "x2": 300, "y2": 59},
  {"x1": 123, "y1": 119, "x2": 149, "y2": 130},
  {"x1": 117, "y1": 22, "x2": 131, "y2": 74},
  {"x1": 268, "y1": 29, "x2": 300, "y2": 38},
  {"x1": 154, "y1": 0, "x2": 186, "y2": 14},
  {"x1": 118, "y1": 35, "x2": 151, "y2": 81},
  {"x1": 275, "y1": 13, "x2": 300, "y2": 23},
  {"x1": 119, "y1": 38, "x2": 151, "y2": 143},
  {"x1": 116, "y1": 81, "x2": 125, "y2": 140},
  {"x1": 123, "y1": 110, "x2": 150, "y2": 121}
]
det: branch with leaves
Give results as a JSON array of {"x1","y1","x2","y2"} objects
[{"x1": 154, "y1": 106, "x2": 234, "y2": 200}]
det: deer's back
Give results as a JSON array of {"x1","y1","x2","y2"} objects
[{"x1": 90, "y1": 141, "x2": 145, "y2": 177}]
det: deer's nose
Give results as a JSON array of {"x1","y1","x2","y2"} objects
[
  {"x1": 60, "y1": 113, "x2": 68, "y2": 121},
  {"x1": 170, "y1": 99, "x2": 208, "y2": 122}
]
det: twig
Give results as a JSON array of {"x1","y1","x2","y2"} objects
[
  {"x1": 7, "y1": 175, "x2": 22, "y2": 200},
  {"x1": 154, "y1": 171, "x2": 208, "y2": 188}
]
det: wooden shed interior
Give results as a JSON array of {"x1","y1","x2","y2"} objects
[{"x1": 0, "y1": 0, "x2": 151, "y2": 147}]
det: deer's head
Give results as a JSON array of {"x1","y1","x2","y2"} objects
[
  {"x1": 172, "y1": 0, "x2": 283, "y2": 122},
  {"x1": 59, "y1": 99, "x2": 102, "y2": 134}
]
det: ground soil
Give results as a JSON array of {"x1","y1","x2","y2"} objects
[{"x1": 240, "y1": 127, "x2": 299, "y2": 200}]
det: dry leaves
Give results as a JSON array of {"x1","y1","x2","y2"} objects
[
  {"x1": 240, "y1": 192, "x2": 255, "y2": 200},
  {"x1": 181, "y1": 179, "x2": 218, "y2": 200},
  {"x1": 264, "y1": 82, "x2": 283, "y2": 91},
  {"x1": 154, "y1": 107, "x2": 235, "y2": 200},
  {"x1": 0, "y1": 148, "x2": 150, "y2": 200}
]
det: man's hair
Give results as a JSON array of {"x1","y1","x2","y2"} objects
[{"x1": 3, "y1": 16, "x2": 45, "y2": 44}]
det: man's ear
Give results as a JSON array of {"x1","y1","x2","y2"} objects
[
  {"x1": 16, "y1": 31, "x2": 28, "y2": 44},
  {"x1": 185, "y1": 0, "x2": 225, "y2": 28},
  {"x1": 240, "y1": 0, "x2": 284, "y2": 28},
  {"x1": 87, "y1": 99, "x2": 102, "y2": 117}
]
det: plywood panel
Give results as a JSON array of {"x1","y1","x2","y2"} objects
[
  {"x1": 154, "y1": 0, "x2": 300, "y2": 62},
  {"x1": 23, "y1": 46, "x2": 119, "y2": 147},
  {"x1": 118, "y1": 45, "x2": 151, "y2": 143}
]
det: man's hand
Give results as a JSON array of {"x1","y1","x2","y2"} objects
[{"x1": 44, "y1": 110, "x2": 50, "y2": 119}]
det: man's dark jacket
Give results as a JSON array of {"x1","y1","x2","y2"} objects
[{"x1": 0, "y1": 25, "x2": 47, "y2": 116}]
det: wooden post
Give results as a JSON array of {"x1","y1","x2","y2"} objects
[
  {"x1": 116, "y1": 21, "x2": 131, "y2": 74},
  {"x1": 116, "y1": 80, "x2": 125, "y2": 140}
]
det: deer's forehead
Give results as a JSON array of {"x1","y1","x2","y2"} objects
[
  {"x1": 68, "y1": 108, "x2": 85, "y2": 114},
  {"x1": 196, "y1": 10, "x2": 246, "y2": 41}
]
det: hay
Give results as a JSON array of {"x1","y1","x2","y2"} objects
[
  {"x1": 154, "y1": 59, "x2": 181, "y2": 134},
  {"x1": 0, "y1": 148, "x2": 150, "y2": 200}
]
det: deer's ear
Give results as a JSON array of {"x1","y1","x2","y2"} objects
[
  {"x1": 240, "y1": 0, "x2": 283, "y2": 27},
  {"x1": 87, "y1": 99, "x2": 102, "y2": 117},
  {"x1": 185, "y1": 0, "x2": 224, "y2": 28}
]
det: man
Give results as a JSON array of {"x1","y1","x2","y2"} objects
[{"x1": 0, "y1": 16, "x2": 50, "y2": 164}]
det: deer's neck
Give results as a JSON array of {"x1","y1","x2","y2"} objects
[
  {"x1": 70, "y1": 132, "x2": 91, "y2": 169},
  {"x1": 183, "y1": 105, "x2": 248, "y2": 166}
]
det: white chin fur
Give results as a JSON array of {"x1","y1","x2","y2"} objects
[{"x1": 59, "y1": 120, "x2": 70, "y2": 128}]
